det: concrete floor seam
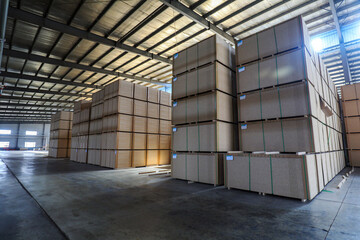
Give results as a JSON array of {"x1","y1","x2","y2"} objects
[
  {"x1": 324, "y1": 173, "x2": 355, "y2": 240},
  {"x1": 1, "y1": 158, "x2": 70, "y2": 240}
]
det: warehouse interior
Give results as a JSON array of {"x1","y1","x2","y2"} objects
[{"x1": 1, "y1": 0, "x2": 360, "y2": 239}]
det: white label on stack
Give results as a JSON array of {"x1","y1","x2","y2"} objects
[
  {"x1": 226, "y1": 155, "x2": 234, "y2": 161},
  {"x1": 241, "y1": 124, "x2": 247, "y2": 129},
  {"x1": 173, "y1": 153, "x2": 177, "y2": 159},
  {"x1": 240, "y1": 95, "x2": 246, "y2": 100}
]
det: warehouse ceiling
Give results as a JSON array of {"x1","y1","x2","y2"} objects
[{"x1": 0, "y1": 0, "x2": 359, "y2": 122}]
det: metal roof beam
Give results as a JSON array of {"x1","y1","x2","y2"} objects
[
  {"x1": 0, "y1": 115, "x2": 51, "y2": 118},
  {"x1": 224, "y1": 0, "x2": 290, "y2": 33},
  {"x1": 0, "y1": 0, "x2": 9, "y2": 71},
  {"x1": 0, "y1": 95, "x2": 74, "y2": 104},
  {"x1": 329, "y1": 0, "x2": 352, "y2": 84},
  {"x1": 0, "y1": 102, "x2": 73, "y2": 109},
  {"x1": 148, "y1": 22, "x2": 197, "y2": 52},
  {"x1": 0, "y1": 114, "x2": 53, "y2": 118},
  {"x1": 158, "y1": 28, "x2": 207, "y2": 55},
  {"x1": 0, "y1": 119, "x2": 51, "y2": 123},
  {"x1": 3, "y1": 86, "x2": 91, "y2": 97},
  {"x1": 205, "y1": 0, "x2": 236, "y2": 20},
  {"x1": 158, "y1": 0, "x2": 235, "y2": 44},
  {"x1": 0, "y1": 112, "x2": 53, "y2": 116},
  {"x1": 308, "y1": 8, "x2": 360, "y2": 33},
  {"x1": 0, "y1": 71, "x2": 103, "y2": 89},
  {"x1": 214, "y1": 0, "x2": 263, "y2": 27},
  {"x1": 7, "y1": 7, "x2": 171, "y2": 64},
  {"x1": 0, "y1": 107, "x2": 59, "y2": 113},
  {"x1": 303, "y1": 0, "x2": 343, "y2": 24},
  {"x1": 325, "y1": 52, "x2": 360, "y2": 65},
  {"x1": 0, "y1": 120, "x2": 51, "y2": 123},
  {"x1": 188, "y1": 0, "x2": 207, "y2": 10},
  {"x1": 320, "y1": 38, "x2": 360, "y2": 54},
  {"x1": 233, "y1": 0, "x2": 315, "y2": 38},
  {"x1": 115, "y1": 0, "x2": 232, "y2": 75},
  {"x1": 323, "y1": 48, "x2": 360, "y2": 61},
  {"x1": 3, "y1": 49, "x2": 169, "y2": 86},
  {"x1": 107, "y1": 0, "x2": 147, "y2": 37},
  {"x1": 117, "y1": 5, "x2": 168, "y2": 44}
]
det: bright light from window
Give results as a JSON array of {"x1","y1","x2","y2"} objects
[
  {"x1": 0, "y1": 142, "x2": 10, "y2": 148},
  {"x1": 0, "y1": 130, "x2": 11, "y2": 135},
  {"x1": 26, "y1": 131, "x2": 37, "y2": 136},
  {"x1": 311, "y1": 38, "x2": 324, "y2": 52},
  {"x1": 25, "y1": 142, "x2": 36, "y2": 148}
]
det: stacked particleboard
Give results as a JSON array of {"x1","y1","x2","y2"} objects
[
  {"x1": 99, "y1": 80, "x2": 171, "y2": 168},
  {"x1": 70, "y1": 100, "x2": 91, "y2": 163},
  {"x1": 88, "y1": 90, "x2": 104, "y2": 166},
  {"x1": 341, "y1": 83, "x2": 360, "y2": 166},
  {"x1": 171, "y1": 35, "x2": 237, "y2": 185},
  {"x1": 226, "y1": 16, "x2": 345, "y2": 200},
  {"x1": 49, "y1": 111, "x2": 73, "y2": 158}
]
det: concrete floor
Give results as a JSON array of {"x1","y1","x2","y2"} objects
[{"x1": 0, "y1": 151, "x2": 359, "y2": 240}]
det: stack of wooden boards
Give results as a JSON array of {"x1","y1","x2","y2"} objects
[
  {"x1": 70, "y1": 100, "x2": 91, "y2": 163},
  {"x1": 71, "y1": 80, "x2": 172, "y2": 169},
  {"x1": 101, "y1": 80, "x2": 172, "y2": 168},
  {"x1": 229, "y1": 16, "x2": 345, "y2": 200},
  {"x1": 49, "y1": 111, "x2": 73, "y2": 158},
  {"x1": 171, "y1": 35, "x2": 237, "y2": 185},
  {"x1": 87, "y1": 90, "x2": 104, "y2": 166},
  {"x1": 341, "y1": 83, "x2": 360, "y2": 166},
  {"x1": 171, "y1": 17, "x2": 345, "y2": 200}
]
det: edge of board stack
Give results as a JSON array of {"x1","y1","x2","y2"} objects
[
  {"x1": 341, "y1": 83, "x2": 360, "y2": 167},
  {"x1": 171, "y1": 16, "x2": 345, "y2": 201},
  {"x1": 49, "y1": 111, "x2": 73, "y2": 158},
  {"x1": 70, "y1": 80, "x2": 172, "y2": 169}
]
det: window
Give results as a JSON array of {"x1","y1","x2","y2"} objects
[
  {"x1": 26, "y1": 131, "x2": 37, "y2": 136},
  {"x1": 25, "y1": 142, "x2": 36, "y2": 148},
  {"x1": 0, "y1": 142, "x2": 10, "y2": 148},
  {"x1": 0, "y1": 130, "x2": 11, "y2": 135}
]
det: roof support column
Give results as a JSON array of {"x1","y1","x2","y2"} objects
[
  {"x1": 329, "y1": 0, "x2": 352, "y2": 84},
  {"x1": 0, "y1": 0, "x2": 9, "y2": 73}
]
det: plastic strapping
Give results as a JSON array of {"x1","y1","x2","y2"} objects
[
  {"x1": 248, "y1": 153, "x2": 251, "y2": 191},
  {"x1": 215, "y1": 154, "x2": 218, "y2": 185},
  {"x1": 273, "y1": 28, "x2": 285, "y2": 152},
  {"x1": 256, "y1": 33, "x2": 266, "y2": 151},
  {"x1": 186, "y1": 73, "x2": 188, "y2": 123},
  {"x1": 215, "y1": 96, "x2": 218, "y2": 152},
  {"x1": 302, "y1": 48, "x2": 315, "y2": 152},
  {"x1": 197, "y1": 64, "x2": 201, "y2": 152},
  {"x1": 270, "y1": 155, "x2": 274, "y2": 194},
  {"x1": 224, "y1": 155, "x2": 227, "y2": 186},
  {"x1": 197, "y1": 42, "x2": 199, "y2": 94},
  {"x1": 186, "y1": 127, "x2": 189, "y2": 152},
  {"x1": 302, "y1": 155, "x2": 309, "y2": 199},
  {"x1": 186, "y1": 73, "x2": 189, "y2": 152},
  {"x1": 185, "y1": 154, "x2": 188, "y2": 179},
  {"x1": 256, "y1": 33, "x2": 260, "y2": 89},
  {"x1": 197, "y1": 154, "x2": 200, "y2": 182},
  {"x1": 298, "y1": 17, "x2": 314, "y2": 152}
]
